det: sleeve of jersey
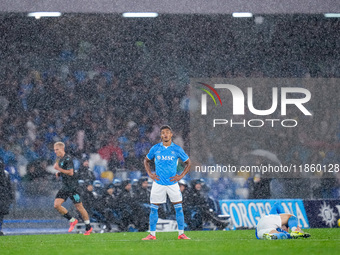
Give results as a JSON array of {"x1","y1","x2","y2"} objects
[
  {"x1": 146, "y1": 146, "x2": 156, "y2": 160},
  {"x1": 177, "y1": 147, "x2": 189, "y2": 162}
]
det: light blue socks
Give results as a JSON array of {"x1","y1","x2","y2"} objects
[
  {"x1": 272, "y1": 232, "x2": 289, "y2": 239},
  {"x1": 288, "y1": 215, "x2": 298, "y2": 231},
  {"x1": 149, "y1": 204, "x2": 159, "y2": 235},
  {"x1": 174, "y1": 203, "x2": 185, "y2": 232}
]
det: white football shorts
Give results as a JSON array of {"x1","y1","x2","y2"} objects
[
  {"x1": 150, "y1": 181, "x2": 182, "y2": 204},
  {"x1": 256, "y1": 214, "x2": 282, "y2": 239}
]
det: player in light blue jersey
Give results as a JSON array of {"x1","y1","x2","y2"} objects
[
  {"x1": 256, "y1": 202, "x2": 311, "y2": 240},
  {"x1": 142, "y1": 125, "x2": 191, "y2": 240}
]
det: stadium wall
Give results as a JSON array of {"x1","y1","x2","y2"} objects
[{"x1": 219, "y1": 199, "x2": 340, "y2": 229}]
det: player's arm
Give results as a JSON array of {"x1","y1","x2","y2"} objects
[
  {"x1": 181, "y1": 158, "x2": 191, "y2": 178},
  {"x1": 170, "y1": 158, "x2": 191, "y2": 183},
  {"x1": 54, "y1": 162, "x2": 74, "y2": 176},
  {"x1": 144, "y1": 157, "x2": 159, "y2": 181}
]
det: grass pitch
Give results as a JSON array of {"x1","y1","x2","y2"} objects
[{"x1": 0, "y1": 229, "x2": 339, "y2": 255}]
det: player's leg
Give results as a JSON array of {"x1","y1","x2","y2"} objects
[
  {"x1": 74, "y1": 202, "x2": 90, "y2": 222},
  {"x1": 168, "y1": 183, "x2": 190, "y2": 239},
  {"x1": 149, "y1": 204, "x2": 160, "y2": 235},
  {"x1": 142, "y1": 182, "x2": 166, "y2": 240},
  {"x1": 54, "y1": 198, "x2": 75, "y2": 221},
  {"x1": 54, "y1": 189, "x2": 77, "y2": 222},
  {"x1": 54, "y1": 196, "x2": 78, "y2": 232},
  {"x1": 257, "y1": 215, "x2": 290, "y2": 240},
  {"x1": 172, "y1": 202, "x2": 190, "y2": 239},
  {"x1": 142, "y1": 203, "x2": 160, "y2": 239},
  {"x1": 54, "y1": 198, "x2": 68, "y2": 214},
  {"x1": 173, "y1": 202, "x2": 184, "y2": 232},
  {"x1": 280, "y1": 213, "x2": 297, "y2": 230},
  {"x1": 258, "y1": 227, "x2": 290, "y2": 240},
  {"x1": 54, "y1": 188, "x2": 71, "y2": 215},
  {"x1": 269, "y1": 202, "x2": 285, "y2": 215},
  {"x1": 74, "y1": 202, "x2": 92, "y2": 235},
  {"x1": 264, "y1": 229, "x2": 290, "y2": 240},
  {"x1": 71, "y1": 190, "x2": 92, "y2": 235},
  {"x1": 279, "y1": 213, "x2": 310, "y2": 238}
]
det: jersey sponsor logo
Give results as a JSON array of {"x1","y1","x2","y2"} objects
[
  {"x1": 161, "y1": 156, "x2": 175, "y2": 160},
  {"x1": 318, "y1": 201, "x2": 339, "y2": 227},
  {"x1": 156, "y1": 155, "x2": 175, "y2": 161}
]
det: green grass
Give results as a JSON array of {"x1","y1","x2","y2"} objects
[{"x1": 0, "y1": 229, "x2": 339, "y2": 255}]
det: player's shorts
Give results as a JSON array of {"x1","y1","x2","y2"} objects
[
  {"x1": 150, "y1": 181, "x2": 182, "y2": 204},
  {"x1": 55, "y1": 187, "x2": 82, "y2": 204},
  {"x1": 256, "y1": 214, "x2": 282, "y2": 239}
]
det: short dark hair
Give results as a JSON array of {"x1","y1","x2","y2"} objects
[
  {"x1": 121, "y1": 179, "x2": 131, "y2": 188},
  {"x1": 160, "y1": 125, "x2": 172, "y2": 132}
]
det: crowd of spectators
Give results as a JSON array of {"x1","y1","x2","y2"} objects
[
  {"x1": 0, "y1": 13, "x2": 339, "y2": 206},
  {"x1": 76, "y1": 177, "x2": 229, "y2": 232}
]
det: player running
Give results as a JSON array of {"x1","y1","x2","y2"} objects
[
  {"x1": 53, "y1": 142, "x2": 93, "y2": 235},
  {"x1": 256, "y1": 202, "x2": 311, "y2": 240},
  {"x1": 142, "y1": 125, "x2": 191, "y2": 240}
]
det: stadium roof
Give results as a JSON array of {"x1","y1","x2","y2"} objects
[{"x1": 0, "y1": 0, "x2": 339, "y2": 14}]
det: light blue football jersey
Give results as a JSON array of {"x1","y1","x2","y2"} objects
[{"x1": 146, "y1": 142, "x2": 189, "y2": 186}]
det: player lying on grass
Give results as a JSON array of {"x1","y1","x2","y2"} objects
[{"x1": 256, "y1": 203, "x2": 311, "y2": 240}]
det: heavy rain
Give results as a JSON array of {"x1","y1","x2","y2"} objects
[{"x1": 0, "y1": 6, "x2": 339, "y2": 239}]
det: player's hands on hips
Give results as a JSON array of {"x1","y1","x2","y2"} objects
[
  {"x1": 170, "y1": 174, "x2": 182, "y2": 183},
  {"x1": 149, "y1": 172, "x2": 160, "y2": 181}
]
